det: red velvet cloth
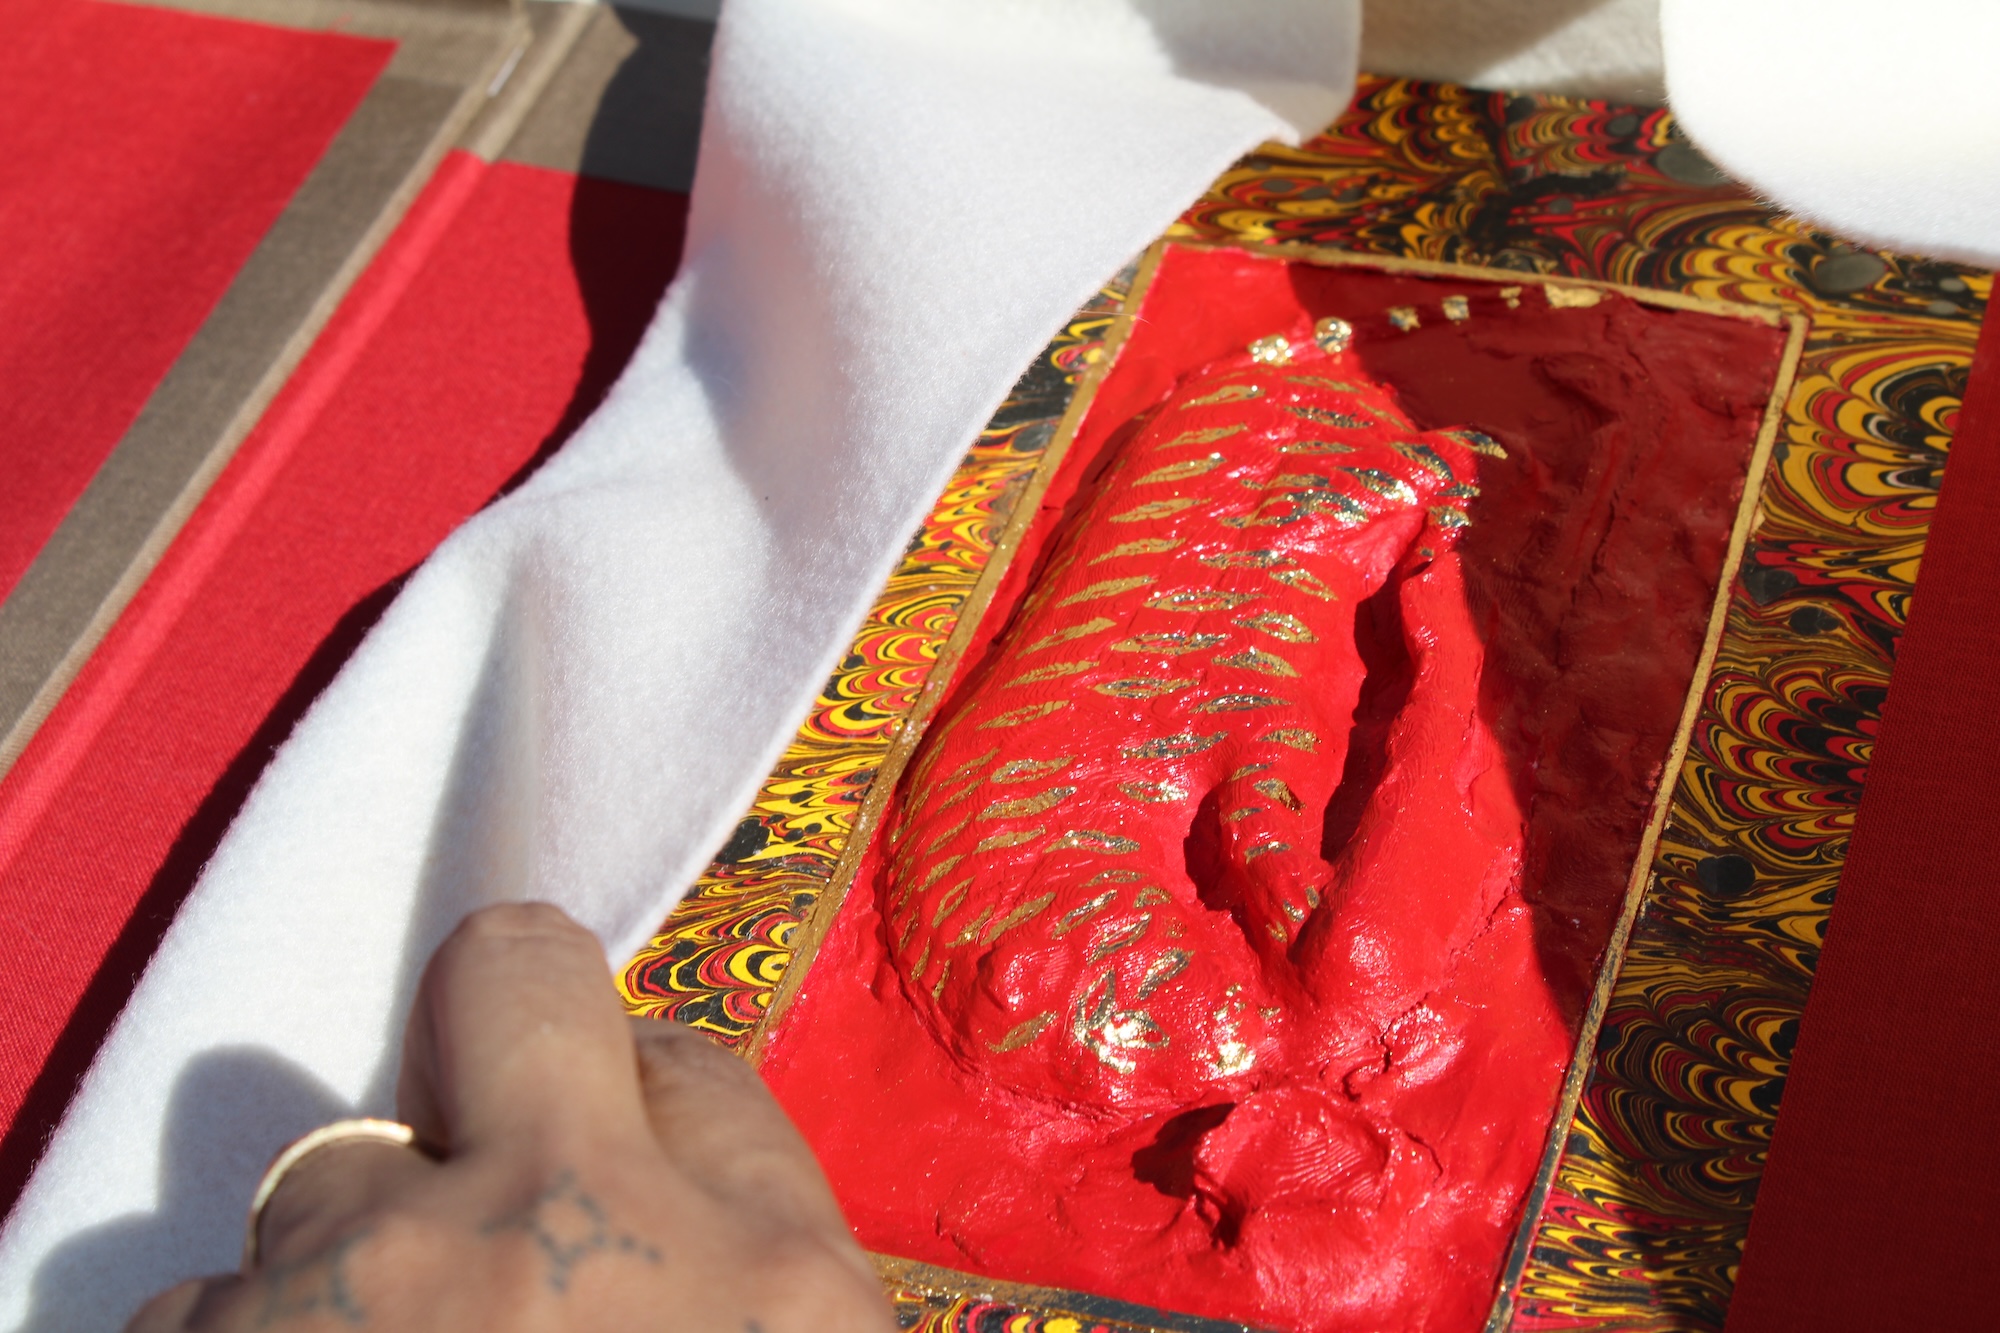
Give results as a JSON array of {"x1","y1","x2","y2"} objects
[
  {"x1": 1724, "y1": 317, "x2": 2000, "y2": 1327},
  {"x1": 0, "y1": 152, "x2": 686, "y2": 1214},
  {"x1": 0, "y1": 0, "x2": 392, "y2": 602}
]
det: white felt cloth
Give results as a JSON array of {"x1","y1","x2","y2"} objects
[
  {"x1": 1661, "y1": 0, "x2": 2000, "y2": 268},
  {"x1": 7, "y1": 0, "x2": 1999, "y2": 1326},
  {"x1": 0, "y1": 0, "x2": 1359, "y2": 1326}
]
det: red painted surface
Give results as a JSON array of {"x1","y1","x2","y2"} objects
[
  {"x1": 0, "y1": 0, "x2": 392, "y2": 601},
  {"x1": 0, "y1": 153, "x2": 687, "y2": 1213},
  {"x1": 1724, "y1": 311, "x2": 2000, "y2": 1329},
  {"x1": 762, "y1": 246, "x2": 1787, "y2": 1332}
]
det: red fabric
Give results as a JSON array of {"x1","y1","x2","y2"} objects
[
  {"x1": 1725, "y1": 315, "x2": 2000, "y2": 1329},
  {"x1": 0, "y1": 0, "x2": 392, "y2": 602},
  {"x1": 0, "y1": 153, "x2": 686, "y2": 1213}
]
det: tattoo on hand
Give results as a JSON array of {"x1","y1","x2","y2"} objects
[
  {"x1": 256, "y1": 1230, "x2": 369, "y2": 1327},
  {"x1": 482, "y1": 1170, "x2": 663, "y2": 1293}
]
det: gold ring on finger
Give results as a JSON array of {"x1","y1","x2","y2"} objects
[{"x1": 243, "y1": 1118, "x2": 430, "y2": 1268}]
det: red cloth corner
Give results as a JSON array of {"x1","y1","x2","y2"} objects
[
  {"x1": 0, "y1": 0, "x2": 392, "y2": 601},
  {"x1": 1726, "y1": 313, "x2": 2000, "y2": 1329},
  {"x1": 0, "y1": 154, "x2": 686, "y2": 1217}
]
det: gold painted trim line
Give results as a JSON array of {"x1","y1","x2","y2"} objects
[
  {"x1": 1484, "y1": 309, "x2": 1812, "y2": 1332},
  {"x1": 1177, "y1": 237, "x2": 1790, "y2": 326}
]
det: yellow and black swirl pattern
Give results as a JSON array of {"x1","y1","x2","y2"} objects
[{"x1": 622, "y1": 75, "x2": 1988, "y2": 1330}]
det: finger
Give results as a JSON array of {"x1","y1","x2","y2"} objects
[
  {"x1": 629, "y1": 1020, "x2": 861, "y2": 1254},
  {"x1": 253, "y1": 1137, "x2": 437, "y2": 1270},
  {"x1": 124, "y1": 1276, "x2": 237, "y2": 1332},
  {"x1": 398, "y1": 902, "x2": 651, "y2": 1156}
]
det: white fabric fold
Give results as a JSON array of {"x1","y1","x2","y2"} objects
[
  {"x1": 1662, "y1": 0, "x2": 2000, "y2": 268},
  {"x1": 0, "y1": 1, "x2": 1357, "y2": 1325}
]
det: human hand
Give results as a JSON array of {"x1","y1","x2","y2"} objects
[{"x1": 128, "y1": 903, "x2": 895, "y2": 1333}]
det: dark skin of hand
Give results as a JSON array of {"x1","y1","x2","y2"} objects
[{"x1": 127, "y1": 903, "x2": 897, "y2": 1333}]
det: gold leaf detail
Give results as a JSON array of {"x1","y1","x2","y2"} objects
[
  {"x1": 1285, "y1": 375, "x2": 1360, "y2": 393},
  {"x1": 930, "y1": 957, "x2": 953, "y2": 999},
  {"x1": 1442, "y1": 294, "x2": 1471, "y2": 322},
  {"x1": 1430, "y1": 506, "x2": 1471, "y2": 529},
  {"x1": 1146, "y1": 588, "x2": 1260, "y2": 613},
  {"x1": 949, "y1": 903, "x2": 996, "y2": 947},
  {"x1": 1182, "y1": 383, "x2": 1262, "y2": 408},
  {"x1": 1267, "y1": 567, "x2": 1337, "y2": 600},
  {"x1": 933, "y1": 745, "x2": 997, "y2": 792},
  {"x1": 1118, "y1": 779, "x2": 1188, "y2": 803},
  {"x1": 1342, "y1": 467, "x2": 1418, "y2": 503},
  {"x1": 991, "y1": 756, "x2": 1074, "y2": 784},
  {"x1": 1259, "y1": 728, "x2": 1319, "y2": 752},
  {"x1": 1050, "y1": 890, "x2": 1118, "y2": 937},
  {"x1": 978, "y1": 700, "x2": 1069, "y2": 729},
  {"x1": 981, "y1": 891, "x2": 1058, "y2": 945},
  {"x1": 1199, "y1": 549, "x2": 1289, "y2": 570},
  {"x1": 1247, "y1": 334, "x2": 1292, "y2": 364},
  {"x1": 1087, "y1": 915, "x2": 1152, "y2": 963},
  {"x1": 975, "y1": 827, "x2": 1045, "y2": 853},
  {"x1": 1023, "y1": 617, "x2": 1113, "y2": 654},
  {"x1": 922, "y1": 813, "x2": 973, "y2": 854},
  {"x1": 1157, "y1": 424, "x2": 1246, "y2": 450},
  {"x1": 1199, "y1": 693, "x2": 1286, "y2": 712},
  {"x1": 1134, "y1": 885, "x2": 1171, "y2": 907},
  {"x1": 1059, "y1": 576, "x2": 1154, "y2": 607},
  {"x1": 1223, "y1": 807, "x2": 1265, "y2": 823},
  {"x1": 1235, "y1": 611, "x2": 1316, "y2": 643},
  {"x1": 918, "y1": 856, "x2": 964, "y2": 891},
  {"x1": 930, "y1": 876, "x2": 973, "y2": 927},
  {"x1": 1086, "y1": 868, "x2": 1144, "y2": 884},
  {"x1": 979, "y1": 787, "x2": 1076, "y2": 821},
  {"x1": 1092, "y1": 537, "x2": 1182, "y2": 562},
  {"x1": 1215, "y1": 647, "x2": 1297, "y2": 677},
  {"x1": 1095, "y1": 676, "x2": 1194, "y2": 699},
  {"x1": 1443, "y1": 428, "x2": 1506, "y2": 458},
  {"x1": 1544, "y1": 283, "x2": 1604, "y2": 308},
  {"x1": 1123, "y1": 731, "x2": 1226, "y2": 760},
  {"x1": 1112, "y1": 632, "x2": 1228, "y2": 656},
  {"x1": 1110, "y1": 497, "x2": 1204, "y2": 523},
  {"x1": 1394, "y1": 440, "x2": 1455, "y2": 480},
  {"x1": 1051, "y1": 829, "x2": 1142, "y2": 854},
  {"x1": 1286, "y1": 405, "x2": 1369, "y2": 430},
  {"x1": 988, "y1": 1011, "x2": 1057, "y2": 1053},
  {"x1": 1312, "y1": 316, "x2": 1353, "y2": 353},
  {"x1": 1253, "y1": 777, "x2": 1303, "y2": 812},
  {"x1": 1135, "y1": 949, "x2": 1192, "y2": 1000},
  {"x1": 1229, "y1": 762, "x2": 1271, "y2": 780},
  {"x1": 1135, "y1": 455, "x2": 1224, "y2": 486},
  {"x1": 1280, "y1": 439, "x2": 1356, "y2": 455},
  {"x1": 1244, "y1": 841, "x2": 1292, "y2": 860}
]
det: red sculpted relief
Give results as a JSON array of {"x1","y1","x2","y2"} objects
[
  {"x1": 760, "y1": 249, "x2": 1786, "y2": 1332},
  {"x1": 884, "y1": 330, "x2": 1515, "y2": 1141}
]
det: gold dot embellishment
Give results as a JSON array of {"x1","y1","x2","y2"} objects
[
  {"x1": 1247, "y1": 334, "x2": 1293, "y2": 365},
  {"x1": 1442, "y1": 295, "x2": 1471, "y2": 323},
  {"x1": 1388, "y1": 306, "x2": 1420, "y2": 332},
  {"x1": 1313, "y1": 316, "x2": 1353, "y2": 353}
]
